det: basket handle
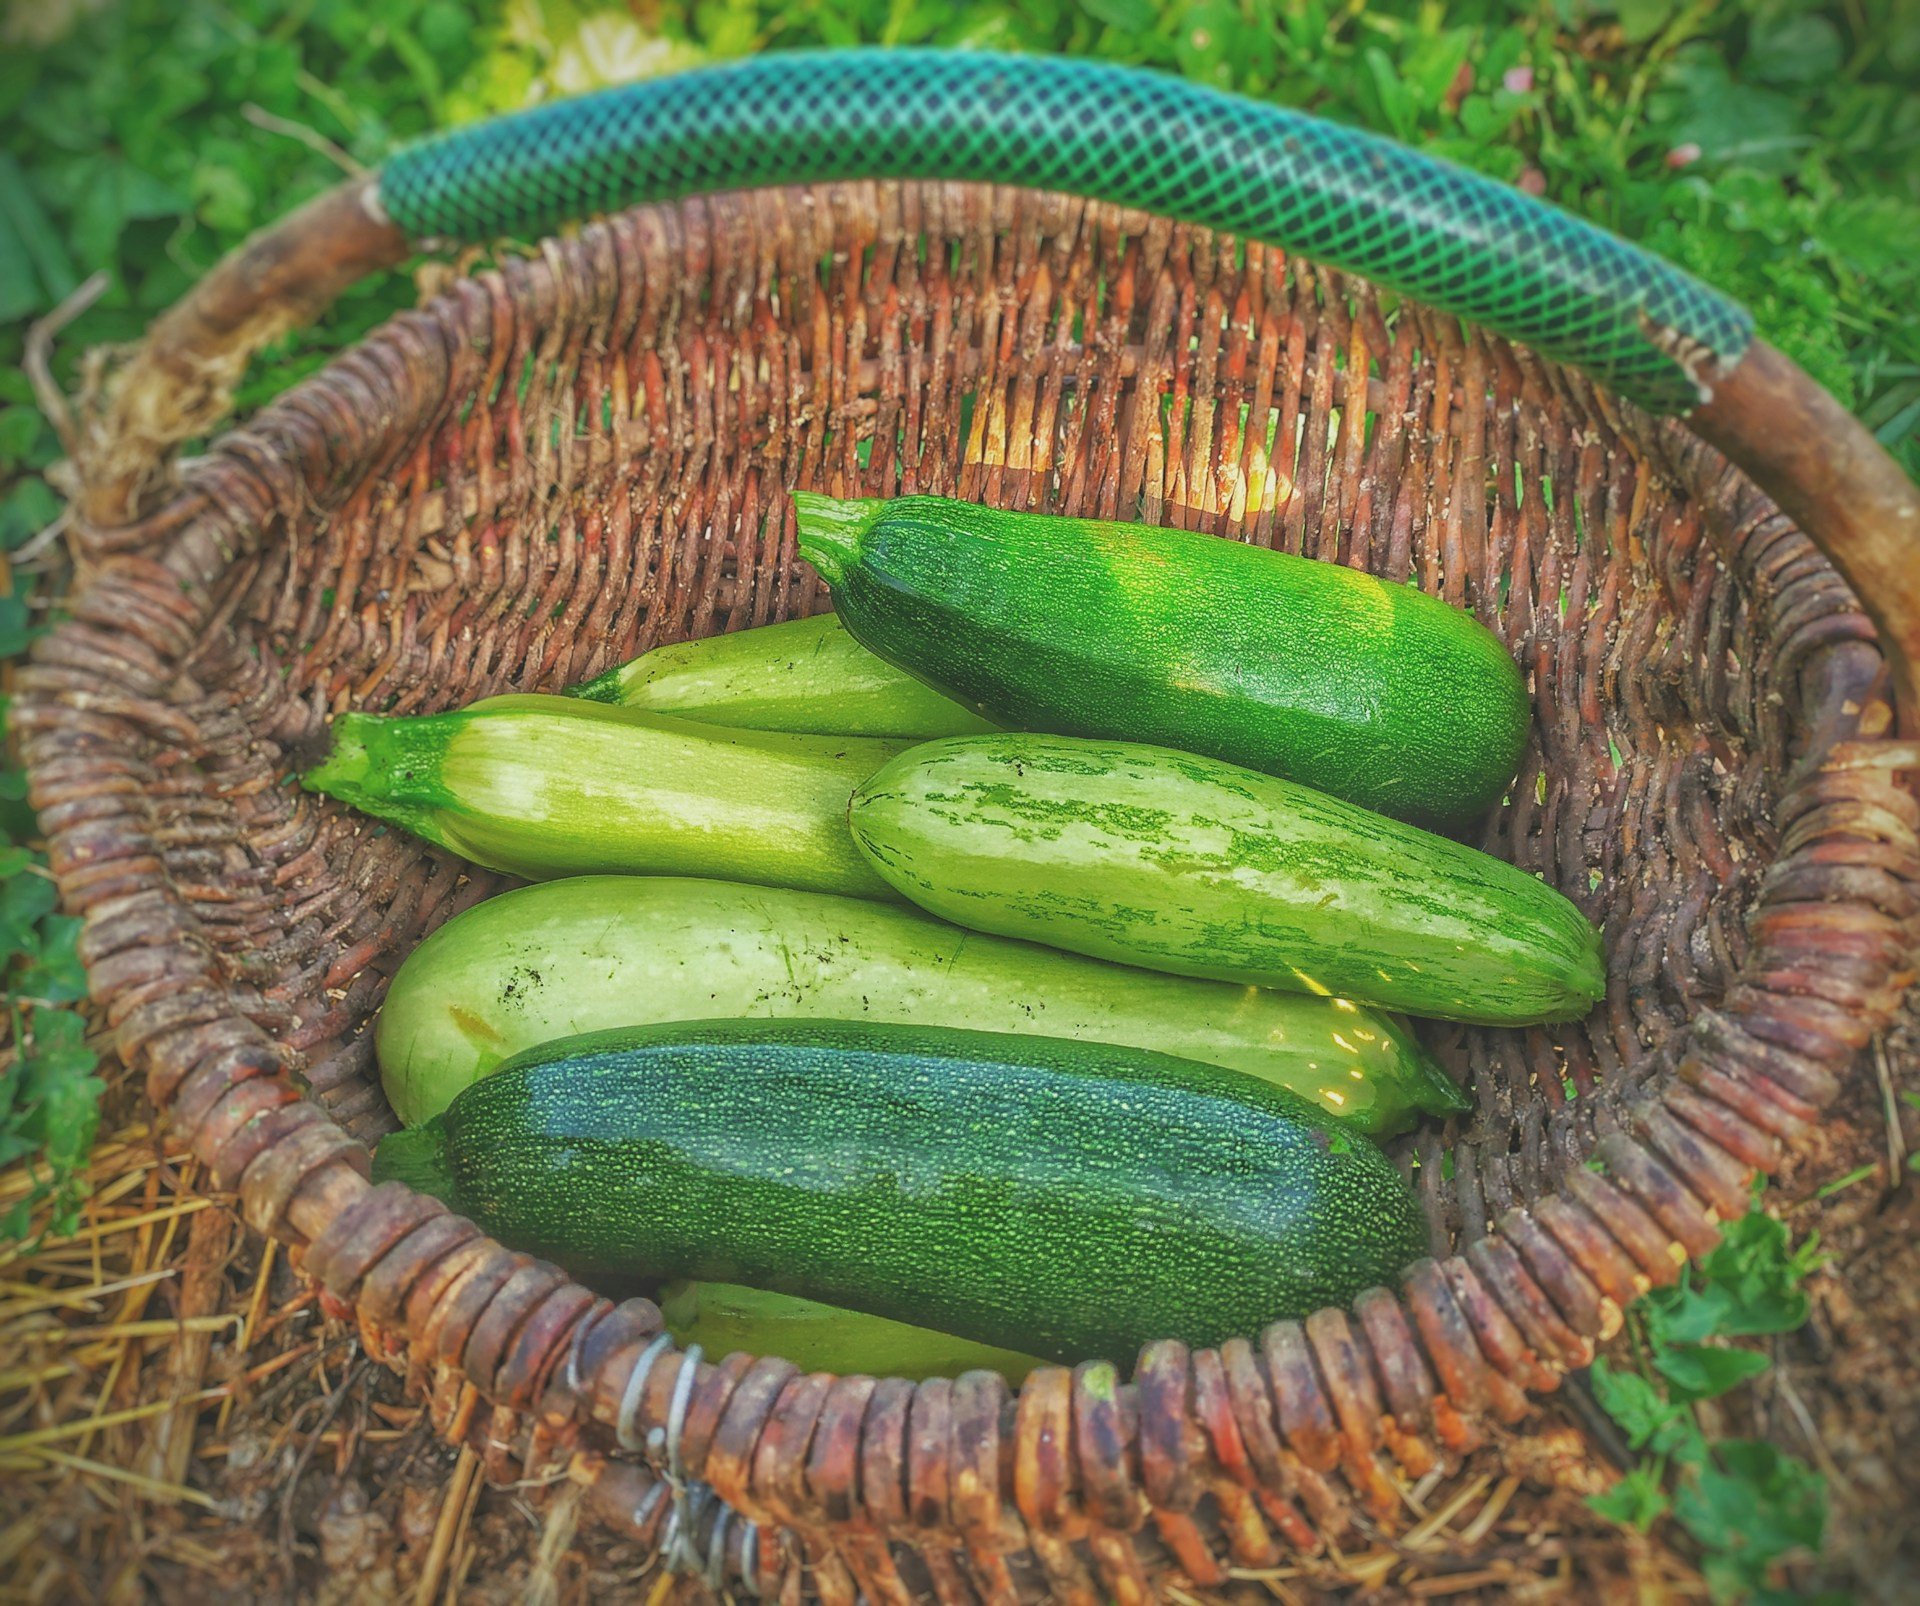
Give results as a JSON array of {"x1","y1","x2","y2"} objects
[
  {"x1": 79, "y1": 48, "x2": 1920, "y2": 733},
  {"x1": 75, "y1": 176, "x2": 408, "y2": 538}
]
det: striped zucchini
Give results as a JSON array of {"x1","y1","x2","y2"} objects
[
  {"x1": 302, "y1": 694, "x2": 903, "y2": 897},
  {"x1": 375, "y1": 875, "x2": 1464, "y2": 1134},
  {"x1": 660, "y1": 1280, "x2": 1043, "y2": 1382},
  {"x1": 849, "y1": 735, "x2": 1606, "y2": 1025},
  {"x1": 373, "y1": 1018, "x2": 1429, "y2": 1362},
  {"x1": 568, "y1": 612, "x2": 994, "y2": 738},
  {"x1": 795, "y1": 492, "x2": 1529, "y2": 828}
]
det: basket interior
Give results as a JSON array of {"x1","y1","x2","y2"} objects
[{"x1": 151, "y1": 181, "x2": 1814, "y2": 1267}]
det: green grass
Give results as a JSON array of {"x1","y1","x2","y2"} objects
[
  {"x1": 1587, "y1": 1183, "x2": 1833, "y2": 1601},
  {"x1": 0, "y1": 0, "x2": 1910, "y2": 1586}
]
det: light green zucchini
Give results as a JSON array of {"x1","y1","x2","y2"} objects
[
  {"x1": 659, "y1": 1280, "x2": 1043, "y2": 1382},
  {"x1": 568, "y1": 612, "x2": 994, "y2": 738},
  {"x1": 302, "y1": 694, "x2": 903, "y2": 897},
  {"x1": 374, "y1": 874, "x2": 1466, "y2": 1132}
]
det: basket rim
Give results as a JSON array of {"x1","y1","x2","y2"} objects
[{"x1": 20, "y1": 180, "x2": 1920, "y2": 1593}]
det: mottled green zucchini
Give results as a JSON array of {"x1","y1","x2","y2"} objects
[{"x1": 850, "y1": 734, "x2": 1606, "y2": 1025}]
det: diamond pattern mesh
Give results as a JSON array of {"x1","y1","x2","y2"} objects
[{"x1": 380, "y1": 50, "x2": 1751, "y2": 416}]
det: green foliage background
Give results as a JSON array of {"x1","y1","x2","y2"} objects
[{"x1": 0, "y1": 1, "x2": 1912, "y2": 1591}]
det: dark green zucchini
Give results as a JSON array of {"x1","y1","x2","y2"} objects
[
  {"x1": 374, "y1": 1018, "x2": 1429, "y2": 1364},
  {"x1": 794, "y1": 491, "x2": 1530, "y2": 829}
]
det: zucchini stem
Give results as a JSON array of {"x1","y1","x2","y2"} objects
[
  {"x1": 370, "y1": 1120, "x2": 460, "y2": 1203},
  {"x1": 792, "y1": 491, "x2": 886, "y2": 584},
  {"x1": 302, "y1": 712, "x2": 376, "y2": 797},
  {"x1": 302, "y1": 710, "x2": 456, "y2": 836}
]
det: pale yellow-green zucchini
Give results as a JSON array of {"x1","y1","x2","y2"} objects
[
  {"x1": 302, "y1": 694, "x2": 903, "y2": 896},
  {"x1": 374, "y1": 873, "x2": 1467, "y2": 1133},
  {"x1": 568, "y1": 612, "x2": 993, "y2": 738}
]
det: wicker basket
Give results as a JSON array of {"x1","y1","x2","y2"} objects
[{"x1": 20, "y1": 52, "x2": 1920, "y2": 1602}]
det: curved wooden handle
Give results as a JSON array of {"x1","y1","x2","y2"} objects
[
  {"x1": 1693, "y1": 342, "x2": 1920, "y2": 740},
  {"x1": 73, "y1": 177, "x2": 405, "y2": 536}
]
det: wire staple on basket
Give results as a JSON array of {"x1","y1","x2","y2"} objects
[
  {"x1": 615, "y1": 1332, "x2": 675, "y2": 1457},
  {"x1": 658, "y1": 1343, "x2": 731, "y2": 1581}
]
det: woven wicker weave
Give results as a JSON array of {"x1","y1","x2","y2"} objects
[{"x1": 19, "y1": 144, "x2": 1920, "y2": 1598}]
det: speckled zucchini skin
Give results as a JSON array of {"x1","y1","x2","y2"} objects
[
  {"x1": 795, "y1": 493, "x2": 1529, "y2": 828},
  {"x1": 849, "y1": 735, "x2": 1606, "y2": 1026},
  {"x1": 569, "y1": 612, "x2": 994, "y2": 739},
  {"x1": 373, "y1": 1018, "x2": 1429, "y2": 1364},
  {"x1": 374, "y1": 875, "x2": 1465, "y2": 1134}
]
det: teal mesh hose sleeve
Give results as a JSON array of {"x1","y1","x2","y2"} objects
[{"x1": 379, "y1": 50, "x2": 1751, "y2": 416}]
